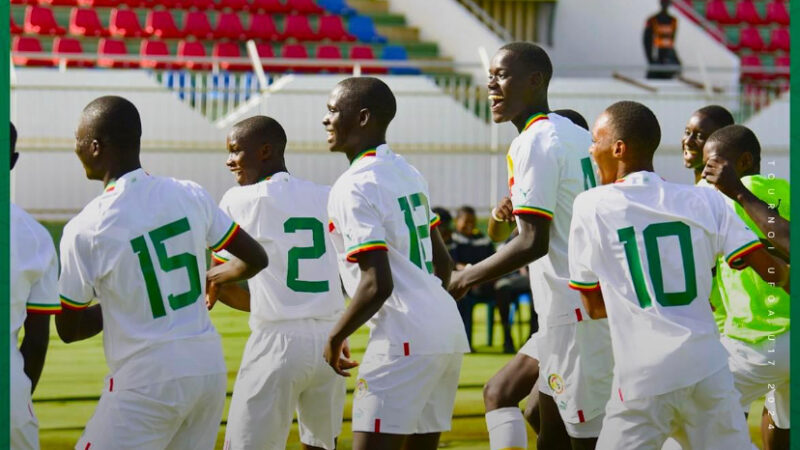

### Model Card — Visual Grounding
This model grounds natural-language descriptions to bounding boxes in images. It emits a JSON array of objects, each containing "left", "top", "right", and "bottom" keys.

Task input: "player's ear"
[
  {"left": 737, "top": 151, "right": 754, "bottom": 174},
  {"left": 90, "top": 139, "right": 102, "bottom": 158},
  {"left": 612, "top": 139, "right": 626, "bottom": 159},
  {"left": 259, "top": 142, "right": 271, "bottom": 161},
  {"left": 359, "top": 108, "right": 370, "bottom": 127}
]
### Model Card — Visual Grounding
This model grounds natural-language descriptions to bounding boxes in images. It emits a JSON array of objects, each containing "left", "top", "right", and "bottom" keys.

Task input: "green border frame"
[
  {"left": 2, "top": 0, "right": 10, "bottom": 445},
  {"left": 792, "top": 1, "right": 798, "bottom": 448}
]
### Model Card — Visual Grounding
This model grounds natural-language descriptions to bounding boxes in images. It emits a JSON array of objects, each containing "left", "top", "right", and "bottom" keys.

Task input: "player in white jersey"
[
  {"left": 448, "top": 42, "right": 612, "bottom": 450},
  {"left": 568, "top": 101, "right": 790, "bottom": 449},
  {"left": 322, "top": 77, "right": 470, "bottom": 450},
  {"left": 10, "top": 123, "right": 61, "bottom": 450},
  {"left": 206, "top": 116, "right": 348, "bottom": 450},
  {"left": 55, "top": 96, "right": 268, "bottom": 450}
]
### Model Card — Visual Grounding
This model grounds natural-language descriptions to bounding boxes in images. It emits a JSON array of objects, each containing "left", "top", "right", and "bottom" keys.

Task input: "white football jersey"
[
  {"left": 214, "top": 172, "right": 344, "bottom": 327},
  {"left": 568, "top": 171, "right": 762, "bottom": 400},
  {"left": 507, "top": 112, "right": 595, "bottom": 327},
  {"left": 328, "top": 145, "right": 469, "bottom": 356},
  {"left": 58, "top": 169, "right": 234, "bottom": 390},
  {"left": 11, "top": 203, "right": 60, "bottom": 393}
]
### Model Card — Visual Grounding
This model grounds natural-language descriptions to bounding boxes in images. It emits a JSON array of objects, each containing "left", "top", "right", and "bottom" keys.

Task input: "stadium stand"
[{"left": 53, "top": 36, "right": 94, "bottom": 66}]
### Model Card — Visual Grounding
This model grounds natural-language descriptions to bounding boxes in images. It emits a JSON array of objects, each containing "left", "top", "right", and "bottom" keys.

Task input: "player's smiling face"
[
  {"left": 322, "top": 85, "right": 360, "bottom": 153},
  {"left": 590, "top": 113, "right": 618, "bottom": 185},
  {"left": 682, "top": 113, "right": 717, "bottom": 171},
  {"left": 487, "top": 50, "right": 533, "bottom": 124},
  {"left": 225, "top": 132, "right": 262, "bottom": 186}
]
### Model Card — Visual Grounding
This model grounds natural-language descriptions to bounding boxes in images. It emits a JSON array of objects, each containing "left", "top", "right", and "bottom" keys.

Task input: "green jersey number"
[
  {"left": 284, "top": 217, "right": 330, "bottom": 293},
  {"left": 398, "top": 192, "right": 433, "bottom": 273},
  {"left": 130, "top": 217, "right": 202, "bottom": 319},
  {"left": 617, "top": 221, "right": 698, "bottom": 309},
  {"left": 581, "top": 157, "right": 597, "bottom": 191}
]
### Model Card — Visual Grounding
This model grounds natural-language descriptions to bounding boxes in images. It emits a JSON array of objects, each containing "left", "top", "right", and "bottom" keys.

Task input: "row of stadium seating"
[
  {"left": 722, "top": 25, "right": 789, "bottom": 51},
  {"left": 13, "top": 6, "right": 386, "bottom": 42},
  {"left": 11, "top": 0, "right": 355, "bottom": 15},
  {"left": 13, "top": 35, "right": 418, "bottom": 73},
  {"left": 697, "top": 0, "right": 789, "bottom": 26},
  {"left": 739, "top": 53, "right": 789, "bottom": 80}
]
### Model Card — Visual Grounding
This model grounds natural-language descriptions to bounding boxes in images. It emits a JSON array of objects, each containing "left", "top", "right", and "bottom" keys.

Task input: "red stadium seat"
[
  {"left": 254, "top": 42, "right": 279, "bottom": 71},
  {"left": 216, "top": 0, "right": 249, "bottom": 10},
  {"left": 251, "top": 0, "right": 290, "bottom": 13},
  {"left": 109, "top": 8, "right": 146, "bottom": 38},
  {"left": 183, "top": 11, "right": 214, "bottom": 39},
  {"left": 349, "top": 45, "right": 385, "bottom": 74},
  {"left": 177, "top": 40, "right": 211, "bottom": 70},
  {"left": 280, "top": 43, "right": 312, "bottom": 72},
  {"left": 185, "top": 0, "right": 215, "bottom": 10},
  {"left": 146, "top": 11, "right": 184, "bottom": 39},
  {"left": 52, "top": 37, "right": 94, "bottom": 67},
  {"left": 215, "top": 12, "right": 246, "bottom": 39},
  {"left": 41, "top": 0, "right": 79, "bottom": 6},
  {"left": 282, "top": 15, "right": 318, "bottom": 41},
  {"left": 318, "top": 15, "right": 355, "bottom": 41},
  {"left": 740, "top": 54, "right": 765, "bottom": 80},
  {"left": 706, "top": 0, "right": 736, "bottom": 24},
  {"left": 98, "top": 38, "right": 138, "bottom": 68},
  {"left": 774, "top": 55, "right": 789, "bottom": 79},
  {"left": 246, "top": 13, "right": 280, "bottom": 40},
  {"left": 287, "top": 0, "right": 322, "bottom": 14},
  {"left": 140, "top": 40, "right": 180, "bottom": 69},
  {"left": 12, "top": 36, "right": 54, "bottom": 67},
  {"left": 77, "top": 0, "right": 124, "bottom": 7},
  {"left": 738, "top": 26, "right": 765, "bottom": 52},
  {"left": 69, "top": 8, "right": 109, "bottom": 37},
  {"left": 24, "top": 6, "right": 66, "bottom": 35},
  {"left": 766, "top": 0, "right": 790, "bottom": 25},
  {"left": 11, "top": 16, "right": 24, "bottom": 35},
  {"left": 767, "top": 27, "right": 790, "bottom": 52},
  {"left": 213, "top": 42, "right": 251, "bottom": 71},
  {"left": 11, "top": 0, "right": 37, "bottom": 5},
  {"left": 316, "top": 44, "right": 344, "bottom": 72},
  {"left": 734, "top": 0, "right": 766, "bottom": 25}
]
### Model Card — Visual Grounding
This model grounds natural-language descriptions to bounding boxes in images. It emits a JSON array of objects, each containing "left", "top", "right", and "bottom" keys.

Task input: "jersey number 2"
[
  {"left": 284, "top": 218, "right": 330, "bottom": 293},
  {"left": 398, "top": 193, "right": 433, "bottom": 273},
  {"left": 130, "top": 217, "right": 201, "bottom": 319},
  {"left": 617, "top": 221, "right": 698, "bottom": 308}
]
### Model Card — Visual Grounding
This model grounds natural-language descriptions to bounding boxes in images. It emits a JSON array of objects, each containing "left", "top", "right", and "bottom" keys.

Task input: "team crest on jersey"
[
  {"left": 355, "top": 378, "right": 369, "bottom": 398},
  {"left": 548, "top": 373, "right": 565, "bottom": 395}
]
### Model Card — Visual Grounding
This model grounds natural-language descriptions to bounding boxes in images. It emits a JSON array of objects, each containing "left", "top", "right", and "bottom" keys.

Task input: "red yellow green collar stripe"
[
  {"left": 725, "top": 240, "right": 763, "bottom": 267},
  {"left": 512, "top": 206, "right": 553, "bottom": 220},
  {"left": 27, "top": 303, "right": 62, "bottom": 314},
  {"left": 211, "top": 252, "right": 230, "bottom": 264},
  {"left": 60, "top": 294, "right": 89, "bottom": 310},
  {"left": 430, "top": 214, "right": 442, "bottom": 229},
  {"left": 350, "top": 148, "right": 377, "bottom": 166},
  {"left": 104, "top": 180, "right": 117, "bottom": 193},
  {"left": 346, "top": 240, "right": 388, "bottom": 262},
  {"left": 210, "top": 222, "right": 241, "bottom": 252},
  {"left": 568, "top": 280, "right": 600, "bottom": 292},
  {"left": 523, "top": 113, "right": 549, "bottom": 132}
]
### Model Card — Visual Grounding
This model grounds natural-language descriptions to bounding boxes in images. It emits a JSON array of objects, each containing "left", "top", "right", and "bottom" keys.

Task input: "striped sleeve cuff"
[
  {"left": 210, "top": 222, "right": 240, "bottom": 252},
  {"left": 27, "top": 303, "right": 62, "bottom": 314},
  {"left": 60, "top": 294, "right": 90, "bottom": 311},
  {"left": 512, "top": 206, "right": 554, "bottom": 220},
  {"left": 568, "top": 280, "right": 601, "bottom": 292},
  {"left": 211, "top": 252, "right": 230, "bottom": 264},
  {"left": 346, "top": 241, "right": 389, "bottom": 262},
  {"left": 430, "top": 214, "right": 442, "bottom": 229},
  {"left": 725, "top": 240, "right": 763, "bottom": 267}
]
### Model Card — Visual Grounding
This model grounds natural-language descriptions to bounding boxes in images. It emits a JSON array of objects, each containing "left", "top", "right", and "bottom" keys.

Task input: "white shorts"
[
  {"left": 536, "top": 318, "right": 613, "bottom": 437},
  {"left": 518, "top": 331, "right": 539, "bottom": 360},
  {"left": 722, "top": 332, "right": 790, "bottom": 428},
  {"left": 224, "top": 319, "right": 346, "bottom": 450},
  {"left": 352, "top": 352, "right": 463, "bottom": 435},
  {"left": 76, "top": 373, "right": 226, "bottom": 450},
  {"left": 11, "top": 386, "right": 38, "bottom": 450},
  {"left": 598, "top": 367, "right": 751, "bottom": 450}
]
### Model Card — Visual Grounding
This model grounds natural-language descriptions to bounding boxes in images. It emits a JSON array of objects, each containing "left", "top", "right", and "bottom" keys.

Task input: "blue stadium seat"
[
  {"left": 318, "top": 0, "right": 356, "bottom": 16},
  {"left": 381, "top": 45, "right": 420, "bottom": 74},
  {"left": 348, "top": 15, "right": 387, "bottom": 43}
]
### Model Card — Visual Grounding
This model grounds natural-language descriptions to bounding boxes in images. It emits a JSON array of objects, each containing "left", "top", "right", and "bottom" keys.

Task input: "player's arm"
[
  {"left": 55, "top": 304, "right": 103, "bottom": 343},
  {"left": 206, "top": 256, "right": 251, "bottom": 312},
  {"left": 448, "top": 214, "right": 549, "bottom": 299},
  {"left": 643, "top": 19, "right": 654, "bottom": 62},
  {"left": 206, "top": 229, "right": 268, "bottom": 286},
  {"left": 739, "top": 248, "right": 790, "bottom": 295},
  {"left": 579, "top": 289, "right": 607, "bottom": 320},
  {"left": 431, "top": 227, "right": 453, "bottom": 288},
  {"left": 20, "top": 314, "right": 50, "bottom": 392},
  {"left": 324, "top": 251, "right": 389, "bottom": 376},
  {"left": 487, "top": 196, "right": 516, "bottom": 243}
]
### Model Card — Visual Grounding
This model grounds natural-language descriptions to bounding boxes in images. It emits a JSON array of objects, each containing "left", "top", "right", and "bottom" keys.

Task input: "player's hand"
[
  {"left": 492, "top": 197, "right": 515, "bottom": 222},
  {"left": 448, "top": 269, "right": 471, "bottom": 300},
  {"left": 325, "top": 336, "right": 359, "bottom": 377},
  {"left": 702, "top": 155, "right": 747, "bottom": 201},
  {"left": 206, "top": 280, "right": 219, "bottom": 310}
]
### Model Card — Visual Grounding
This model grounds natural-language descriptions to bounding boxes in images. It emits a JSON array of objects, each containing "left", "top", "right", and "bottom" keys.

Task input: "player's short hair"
[
  {"left": 457, "top": 205, "right": 476, "bottom": 217},
  {"left": 337, "top": 77, "right": 397, "bottom": 129},
  {"left": 232, "top": 115, "right": 287, "bottom": 156},
  {"left": 694, "top": 105, "right": 734, "bottom": 129},
  {"left": 554, "top": 109, "right": 589, "bottom": 130},
  {"left": 10, "top": 122, "right": 18, "bottom": 170},
  {"left": 604, "top": 101, "right": 661, "bottom": 157},
  {"left": 498, "top": 42, "right": 553, "bottom": 86},
  {"left": 81, "top": 96, "right": 142, "bottom": 152},
  {"left": 432, "top": 206, "right": 452, "bottom": 227},
  {"left": 706, "top": 124, "right": 761, "bottom": 169}
]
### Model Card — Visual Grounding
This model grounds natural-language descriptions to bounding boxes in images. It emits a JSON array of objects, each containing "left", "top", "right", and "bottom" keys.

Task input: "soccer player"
[
  {"left": 449, "top": 42, "right": 611, "bottom": 450},
  {"left": 568, "top": 101, "right": 789, "bottom": 449},
  {"left": 322, "top": 77, "right": 470, "bottom": 450},
  {"left": 702, "top": 125, "right": 791, "bottom": 450},
  {"left": 681, "top": 105, "right": 734, "bottom": 184},
  {"left": 10, "top": 122, "right": 60, "bottom": 450},
  {"left": 208, "top": 115, "right": 349, "bottom": 450},
  {"left": 55, "top": 96, "right": 268, "bottom": 449}
]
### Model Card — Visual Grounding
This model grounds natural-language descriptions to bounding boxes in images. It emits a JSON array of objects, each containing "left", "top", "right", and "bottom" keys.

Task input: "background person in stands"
[
  {"left": 433, "top": 206, "right": 455, "bottom": 252},
  {"left": 644, "top": 0, "right": 681, "bottom": 79}
]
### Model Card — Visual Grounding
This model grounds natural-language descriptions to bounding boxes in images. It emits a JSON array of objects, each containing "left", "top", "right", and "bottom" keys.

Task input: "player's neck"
[
  {"left": 618, "top": 162, "right": 655, "bottom": 179},
  {"left": 103, "top": 161, "right": 142, "bottom": 188},
  {"left": 513, "top": 103, "right": 550, "bottom": 133},
  {"left": 259, "top": 164, "right": 288, "bottom": 182},
  {"left": 346, "top": 139, "right": 385, "bottom": 163}
]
